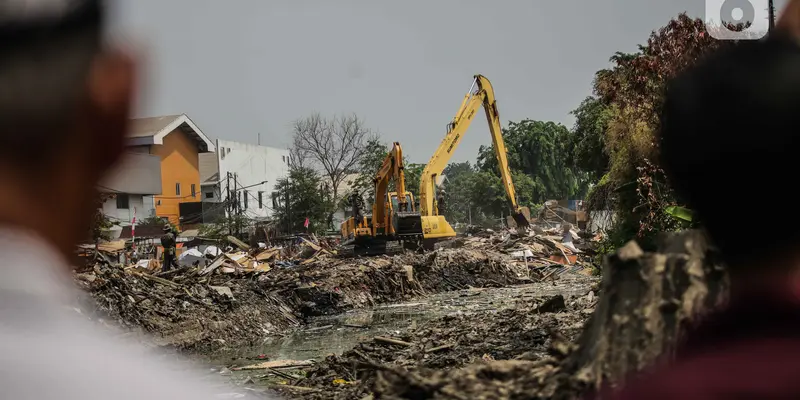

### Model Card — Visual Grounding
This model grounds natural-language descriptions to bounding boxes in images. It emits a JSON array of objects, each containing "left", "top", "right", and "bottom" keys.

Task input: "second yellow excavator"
[
  {"left": 339, "top": 142, "right": 424, "bottom": 256},
  {"left": 419, "top": 74, "right": 532, "bottom": 243}
]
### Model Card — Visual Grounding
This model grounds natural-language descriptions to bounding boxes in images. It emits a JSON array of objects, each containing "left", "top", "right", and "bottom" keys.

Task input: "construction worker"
[
  {"left": 606, "top": 1, "right": 800, "bottom": 398},
  {"left": 0, "top": 1, "right": 263, "bottom": 398},
  {"left": 160, "top": 224, "right": 178, "bottom": 272}
]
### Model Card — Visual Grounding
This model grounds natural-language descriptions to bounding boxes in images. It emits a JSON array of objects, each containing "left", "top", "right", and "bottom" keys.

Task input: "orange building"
[{"left": 126, "top": 114, "right": 215, "bottom": 227}]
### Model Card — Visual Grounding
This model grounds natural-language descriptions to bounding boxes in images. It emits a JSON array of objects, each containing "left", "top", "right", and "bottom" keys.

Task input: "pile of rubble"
[
  {"left": 75, "top": 226, "right": 599, "bottom": 353},
  {"left": 75, "top": 263, "right": 300, "bottom": 352},
  {"left": 255, "top": 230, "right": 721, "bottom": 400},
  {"left": 255, "top": 289, "right": 598, "bottom": 399}
]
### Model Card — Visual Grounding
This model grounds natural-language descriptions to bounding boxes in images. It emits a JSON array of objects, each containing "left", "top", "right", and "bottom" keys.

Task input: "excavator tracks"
[{"left": 337, "top": 240, "right": 404, "bottom": 258}]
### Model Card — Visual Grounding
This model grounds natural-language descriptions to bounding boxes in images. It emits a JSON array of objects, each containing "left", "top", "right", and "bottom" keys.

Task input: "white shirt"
[{"left": 0, "top": 228, "right": 269, "bottom": 399}]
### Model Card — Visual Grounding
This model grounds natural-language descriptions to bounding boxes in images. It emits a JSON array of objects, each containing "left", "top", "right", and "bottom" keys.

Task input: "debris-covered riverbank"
[
  {"left": 76, "top": 227, "right": 597, "bottom": 353},
  {"left": 272, "top": 286, "right": 598, "bottom": 399},
  {"left": 246, "top": 230, "right": 721, "bottom": 400}
]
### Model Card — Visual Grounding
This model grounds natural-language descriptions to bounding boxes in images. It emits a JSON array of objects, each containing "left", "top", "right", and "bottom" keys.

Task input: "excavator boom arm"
[
  {"left": 372, "top": 142, "right": 407, "bottom": 235},
  {"left": 419, "top": 75, "right": 522, "bottom": 218}
]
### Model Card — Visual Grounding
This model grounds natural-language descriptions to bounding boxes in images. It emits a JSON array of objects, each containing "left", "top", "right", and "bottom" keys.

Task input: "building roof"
[{"left": 127, "top": 114, "right": 215, "bottom": 152}]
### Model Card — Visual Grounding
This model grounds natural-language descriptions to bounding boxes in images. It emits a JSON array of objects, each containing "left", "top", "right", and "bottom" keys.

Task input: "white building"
[
  {"left": 100, "top": 152, "right": 162, "bottom": 224},
  {"left": 200, "top": 139, "right": 290, "bottom": 221}
]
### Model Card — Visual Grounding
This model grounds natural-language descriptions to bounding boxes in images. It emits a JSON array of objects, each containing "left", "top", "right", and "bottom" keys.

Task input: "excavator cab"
[
  {"left": 389, "top": 192, "right": 415, "bottom": 213},
  {"left": 388, "top": 191, "right": 423, "bottom": 238}
]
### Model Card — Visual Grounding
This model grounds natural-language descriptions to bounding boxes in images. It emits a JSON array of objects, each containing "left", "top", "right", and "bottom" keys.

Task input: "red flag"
[{"left": 303, "top": 217, "right": 310, "bottom": 229}]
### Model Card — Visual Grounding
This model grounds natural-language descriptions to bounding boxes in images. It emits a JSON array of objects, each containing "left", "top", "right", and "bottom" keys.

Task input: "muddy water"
[{"left": 216, "top": 276, "right": 594, "bottom": 366}]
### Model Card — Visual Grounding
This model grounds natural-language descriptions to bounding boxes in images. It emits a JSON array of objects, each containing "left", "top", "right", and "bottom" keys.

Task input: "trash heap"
[{"left": 75, "top": 227, "right": 600, "bottom": 353}]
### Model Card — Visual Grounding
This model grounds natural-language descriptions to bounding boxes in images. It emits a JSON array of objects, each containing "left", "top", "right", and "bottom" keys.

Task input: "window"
[
  {"left": 191, "top": 184, "right": 196, "bottom": 198},
  {"left": 244, "top": 190, "right": 249, "bottom": 209},
  {"left": 258, "top": 191, "right": 264, "bottom": 209},
  {"left": 116, "top": 194, "right": 129, "bottom": 209},
  {"left": 272, "top": 192, "right": 279, "bottom": 209},
  {"left": 205, "top": 192, "right": 214, "bottom": 199},
  {"left": 175, "top": 183, "right": 181, "bottom": 196}
]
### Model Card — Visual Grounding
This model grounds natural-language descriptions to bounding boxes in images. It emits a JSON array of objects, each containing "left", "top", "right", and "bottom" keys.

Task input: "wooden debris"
[
  {"left": 235, "top": 359, "right": 315, "bottom": 371},
  {"left": 374, "top": 336, "right": 414, "bottom": 347},
  {"left": 226, "top": 235, "right": 251, "bottom": 251},
  {"left": 425, "top": 343, "right": 456, "bottom": 353}
]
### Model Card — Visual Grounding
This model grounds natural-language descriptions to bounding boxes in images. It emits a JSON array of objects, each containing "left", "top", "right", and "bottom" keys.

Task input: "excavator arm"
[
  {"left": 372, "top": 142, "right": 408, "bottom": 235},
  {"left": 420, "top": 75, "right": 531, "bottom": 231}
]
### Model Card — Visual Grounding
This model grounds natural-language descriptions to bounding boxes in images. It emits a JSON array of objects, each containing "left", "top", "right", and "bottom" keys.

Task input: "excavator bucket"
[
  {"left": 507, "top": 206, "right": 532, "bottom": 229},
  {"left": 394, "top": 211, "right": 424, "bottom": 236}
]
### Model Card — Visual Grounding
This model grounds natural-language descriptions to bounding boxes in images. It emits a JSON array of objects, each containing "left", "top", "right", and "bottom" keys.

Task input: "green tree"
[
  {"left": 403, "top": 163, "right": 424, "bottom": 206},
  {"left": 477, "top": 119, "right": 588, "bottom": 203},
  {"left": 442, "top": 167, "right": 538, "bottom": 228},
  {"left": 587, "top": 13, "right": 725, "bottom": 248},
  {"left": 443, "top": 161, "right": 473, "bottom": 182},
  {"left": 566, "top": 96, "right": 611, "bottom": 181},
  {"left": 272, "top": 167, "right": 332, "bottom": 234},
  {"left": 350, "top": 137, "right": 389, "bottom": 204}
]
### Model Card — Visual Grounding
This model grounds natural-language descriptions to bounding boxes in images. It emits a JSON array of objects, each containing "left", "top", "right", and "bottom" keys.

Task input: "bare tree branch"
[
  {"left": 291, "top": 112, "right": 375, "bottom": 227},
  {"left": 288, "top": 144, "right": 310, "bottom": 170}
]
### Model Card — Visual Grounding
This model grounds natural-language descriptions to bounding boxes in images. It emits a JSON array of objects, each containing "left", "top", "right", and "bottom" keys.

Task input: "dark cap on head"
[
  {"left": 163, "top": 224, "right": 172, "bottom": 232},
  {"left": 660, "top": 33, "right": 800, "bottom": 270}
]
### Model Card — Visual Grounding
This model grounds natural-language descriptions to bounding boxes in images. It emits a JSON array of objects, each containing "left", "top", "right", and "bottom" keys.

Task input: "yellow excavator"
[
  {"left": 339, "top": 142, "right": 424, "bottom": 256},
  {"left": 419, "top": 74, "right": 532, "bottom": 245}
]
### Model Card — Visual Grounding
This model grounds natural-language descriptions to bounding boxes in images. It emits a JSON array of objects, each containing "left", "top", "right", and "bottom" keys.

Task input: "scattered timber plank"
[
  {"left": 266, "top": 368, "right": 297, "bottom": 381},
  {"left": 130, "top": 272, "right": 181, "bottom": 288},
  {"left": 234, "top": 359, "right": 314, "bottom": 371},
  {"left": 425, "top": 343, "right": 455, "bottom": 353},
  {"left": 343, "top": 324, "right": 369, "bottom": 329},
  {"left": 303, "top": 324, "right": 333, "bottom": 332},
  {"left": 226, "top": 235, "right": 251, "bottom": 251},
  {"left": 374, "top": 336, "right": 413, "bottom": 347},
  {"left": 200, "top": 256, "right": 226, "bottom": 276},
  {"left": 299, "top": 237, "right": 332, "bottom": 255},
  {"left": 273, "top": 385, "right": 319, "bottom": 393}
]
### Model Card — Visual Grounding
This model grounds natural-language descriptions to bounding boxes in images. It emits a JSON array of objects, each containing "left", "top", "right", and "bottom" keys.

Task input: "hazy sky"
[{"left": 111, "top": 0, "right": 786, "bottom": 163}]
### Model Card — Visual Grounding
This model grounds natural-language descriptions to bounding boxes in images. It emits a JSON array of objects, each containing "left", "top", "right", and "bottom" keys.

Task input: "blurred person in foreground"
[
  {"left": 0, "top": 1, "right": 266, "bottom": 398},
  {"left": 606, "top": 1, "right": 800, "bottom": 398}
]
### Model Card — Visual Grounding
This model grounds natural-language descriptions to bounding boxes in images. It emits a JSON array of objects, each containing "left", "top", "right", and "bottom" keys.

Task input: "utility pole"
[
  {"left": 226, "top": 172, "right": 232, "bottom": 234},
  {"left": 769, "top": 0, "right": 776, "bottom": 33},
  {"left": 234, "top": 173, "right": 241, "bottom": 236},
  {"left": 257, "top": 132, "right": 261, "bottom": 146},
  {"left": 286, "top": 176, "right": 292, "bottom": 235}
]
